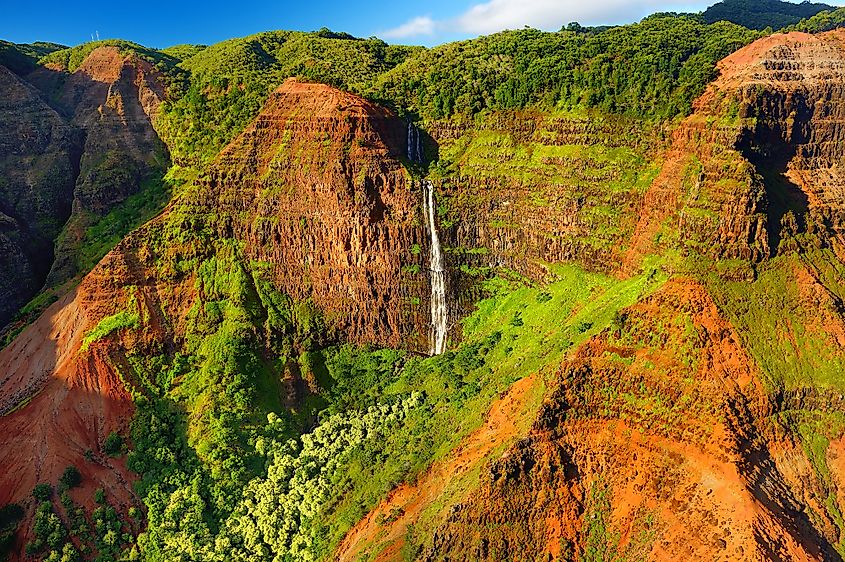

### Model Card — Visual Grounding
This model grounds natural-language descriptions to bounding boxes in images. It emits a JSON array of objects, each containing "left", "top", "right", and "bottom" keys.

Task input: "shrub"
[
  {"left": 0, "top": 503, "right": 23, "bottom": 530},
  {"left": 0, "top": 502, "right": 23, "bottom": 560},
  {"left": 32, "top": 483, "right": 52, "bottom": 501},
  {"left": 58, "top": 466, "right": 81, "bottom": 491},
  {"left": 576, "top": 321, "right": 594, "bottom": 333},
  {"left": 80, "top": 311, "right": 140, "bottom": 352},
  {"left": 103, "top": 432, "right": 124, "bottom": 457}
]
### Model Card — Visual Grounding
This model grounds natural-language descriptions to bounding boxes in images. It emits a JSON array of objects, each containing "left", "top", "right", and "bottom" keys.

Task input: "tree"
[
  {"left": 58, "top": 466, "right": 81, "bottom": 491},
  {"left": 103, "top": 432, "right": 124, "bottom": 457}
]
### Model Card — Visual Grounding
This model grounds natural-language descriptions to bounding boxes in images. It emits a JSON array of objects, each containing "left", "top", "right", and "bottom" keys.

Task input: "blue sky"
[{"left": 2, "top": 0, "right": 843, "bottom": 48}]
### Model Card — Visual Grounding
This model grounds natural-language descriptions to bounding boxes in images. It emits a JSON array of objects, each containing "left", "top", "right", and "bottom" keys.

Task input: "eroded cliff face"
[
  {"left": 428, "top": 111, "right": 665, "bottom": 271},
  {"left": 0, "top": 78, "right": 426, "bottom": 523},
  {"left": 187, "top": 78, "right": 428, "bottom": 347},
  {"left": 25, "top": 46, "right": 169, "bottom": 288},
  {"left": 630, "top": 30, "right": 845, "bottom": 267},
  {"left": 0, "top": 45, "right": 170, "bottom": 337},
  {"left": 336, "top": 32, "right": 845, "bottom": 562},
  {"left": 6, "top": 30, "right": 845, "bottom": 562},
  {"left": 421, "top": 280, "right": 840, "bottom": 561},
  {"left": 0, "top": 65, "right": 81, "bottom": 326}
]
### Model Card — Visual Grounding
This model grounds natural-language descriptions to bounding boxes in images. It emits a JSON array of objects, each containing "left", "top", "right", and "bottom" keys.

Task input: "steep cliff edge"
[
  {"left": 0, "top": 78, "right": 426, "bottom": 538},
  {"left": 0, "top": 45, "right": 171, "bottom": 340},
  {"left": 188, "top": 78, "right": 427, "bottom": 347},
  {"left": 629, "top": 30, "right": 845, "bottom": 267},
  {"left": 420, "top": 279, "right": 840, "bottom": 561},
  {"left": 6, "top": 28, "right": 845, "bottom": 562},
  {"left": 29, "top": 45, "right": 169, "bottom": 288},
  {"left": 336, "top": 31, "right": 845, "bottom": 561}
]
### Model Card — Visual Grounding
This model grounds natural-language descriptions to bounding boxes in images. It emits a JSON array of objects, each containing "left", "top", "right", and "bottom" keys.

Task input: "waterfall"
[
  {"left": 408, "top": 122, "right": 446, "bottom": 354},
  {"left": 407, "top": 122, "right": 422, "bottom": 164},
  {"left": 423, "top": 181, "right": 447, "bottom": 355}
]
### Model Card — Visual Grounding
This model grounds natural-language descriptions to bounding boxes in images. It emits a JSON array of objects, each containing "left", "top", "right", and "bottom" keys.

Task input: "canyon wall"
[
  {"left": 0, "top": 45, "right": 170, "bottom": 336},
  {"left": 383, "top": 30, "right": 845, "bottom": 562},
  {"left": 0, "top": 65, "right": 81, "bottom": 326},
  {"left": 30, "top": 46, "right": 169, "bottom": 287},
  {"left": 5, "top": 30, "right": 845, "bottom": 561}
]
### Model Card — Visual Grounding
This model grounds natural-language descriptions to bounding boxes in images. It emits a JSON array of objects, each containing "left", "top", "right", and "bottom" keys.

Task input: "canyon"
[{"left": 2, "top": 10, "right": 845, "bottom": 562}]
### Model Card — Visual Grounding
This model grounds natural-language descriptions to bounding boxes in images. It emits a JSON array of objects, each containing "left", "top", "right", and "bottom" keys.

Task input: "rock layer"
[
  {"left": 630, "top": 30, "right": 845, "bottom": 266},
  {"left": 186, "top": 78, "right": 430, "bottom": 347}
]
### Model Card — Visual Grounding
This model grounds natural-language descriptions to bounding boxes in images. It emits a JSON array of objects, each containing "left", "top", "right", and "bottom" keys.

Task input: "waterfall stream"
[
  {"left": 423, "top": 181, "right": 448, "bottom": 355},
  {"left": 408, "top": 122, "right": 447, "bottom": 355},
  {"left": 407, "top": 122, "right": 422, "bottom": 164}
]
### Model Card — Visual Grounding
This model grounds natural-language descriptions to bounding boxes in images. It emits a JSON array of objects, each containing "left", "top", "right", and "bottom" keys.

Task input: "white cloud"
[
  {"left": 456, "top": 0, "right": 673, "bottom": 34},
  {"left": 381, "top": 0, "right": 710, "bottom": 40},
  {"left": 381, "top": 16, "right": 437, "bottom": 38}
]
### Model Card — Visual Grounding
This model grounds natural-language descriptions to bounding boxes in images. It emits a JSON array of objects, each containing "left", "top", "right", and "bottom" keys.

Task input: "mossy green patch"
[{"left": 81, "top": 311, "right": 140, "bottom": 352}]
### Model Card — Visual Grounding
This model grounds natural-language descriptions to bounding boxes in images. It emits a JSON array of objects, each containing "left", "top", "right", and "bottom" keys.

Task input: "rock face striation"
[
  {"left": 420, "top": 280, "right": 839, "bottom": 561},
  {"left": 630, "top": 30, "right": 845, "bottom": 266},
  {"left": 30, "top": 46, "right": 169, "bottom": 286},
  {"left": 187, "top": 78, "right": 431, "bottom": 347},
  {"left": 336, "top": 31, "right": 845, "bottom": 562},
  {"left": 0, "top": 78, "right": 431, "bottom": 521}
]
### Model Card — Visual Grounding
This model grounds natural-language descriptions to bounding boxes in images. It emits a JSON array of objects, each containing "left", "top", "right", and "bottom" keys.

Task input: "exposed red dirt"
[
  {"left": 415, "top": 279, "right": 839, "bottom": 561},
  {"left": 627, "top": 28, "right": 845, "bottom": 270},
  {"left": 0, "top": 289, "right": 136, "bottom": 557},
  {"left": 6, "top": 30, "right": 845, "bottom": 562}
]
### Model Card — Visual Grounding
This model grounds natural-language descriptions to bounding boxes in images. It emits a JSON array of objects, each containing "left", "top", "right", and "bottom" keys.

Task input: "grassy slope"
[
  {"left": 708, "top": 248, "right": 845, "bottom": 392},
  {"left": 200, "top": 261, "right": 667, "bottom": 560}
]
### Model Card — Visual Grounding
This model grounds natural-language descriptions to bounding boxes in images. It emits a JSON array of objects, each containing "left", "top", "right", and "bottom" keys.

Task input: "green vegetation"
[
  {"left": 0, "top": 40, "right": 65, "bottom": 74},
  {"left": 33, "top": 484, "right": 53, "bottom": 502},
  {"left": 149, "top": 15, "right": 760, "bottom": 167},
  {"left": 789, "top": 7, "right": 845, "bottom": 32},
  {"left": 708, "top": 249, "right": 845, "bottom": 391},
  {"left": 780, "top": 410, "right": 845, "bottom": 555},
  {"left": 157, "top": 30, "right": 418, "bottom": 165},
  {"left": 702, "top": 0, "right": 833, "bottom": 30},
  {"left": 434, "top": 113, "right": 663, "bottom": 255},
  {"left": 0, "top": 289, "right": 60, "bottom": 350},
  {"left": 0, "top": 504, "right": 23, "bottom": 562},
  {"left": 9, "top": 6, "right": 845, "bottom": 561},
  {"left": 58, "top": 466, "right": 82, "bottom": 492},
  {"left": 81, "top": 311, "right": 140, "bottom": 352},
  {"left": 159, "top": 44, "right": 208, "bottom": 61},
  {"left": 39, "top": 39, "right": 180, "bottom": 74},
  {"left": 76, "top": 174, "right": 175, "bottom": 275},
  {"left": 372, "top": 16, "right": 759, "bottom": 121},
  {"left": 25, "top": 484, "right": 133, "bottom": 562},
  {"left": 26, "top": 501, "right": 69, "bottom": 559},
  {"left": 102, "top": 432, "right": 124, "bottom": 457},
  {"left": 113, "top": 248, "right": 664, "bottom": 560},
  {"left": 582, "top": 480, "right": 656, "bottom": 562}
]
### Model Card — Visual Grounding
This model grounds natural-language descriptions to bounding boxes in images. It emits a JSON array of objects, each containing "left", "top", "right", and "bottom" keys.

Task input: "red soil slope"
[{"left": 0, "top": 289, "right": 136, "bottom": 555}]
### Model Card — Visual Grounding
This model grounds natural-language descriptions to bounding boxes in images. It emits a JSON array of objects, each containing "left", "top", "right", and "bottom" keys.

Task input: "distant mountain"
[
  {"left": 0, "top": 40, "right": 65, "bottom": 74},
  {"left": 703, "top": 0, "right": 835, "bottom": 29}
]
